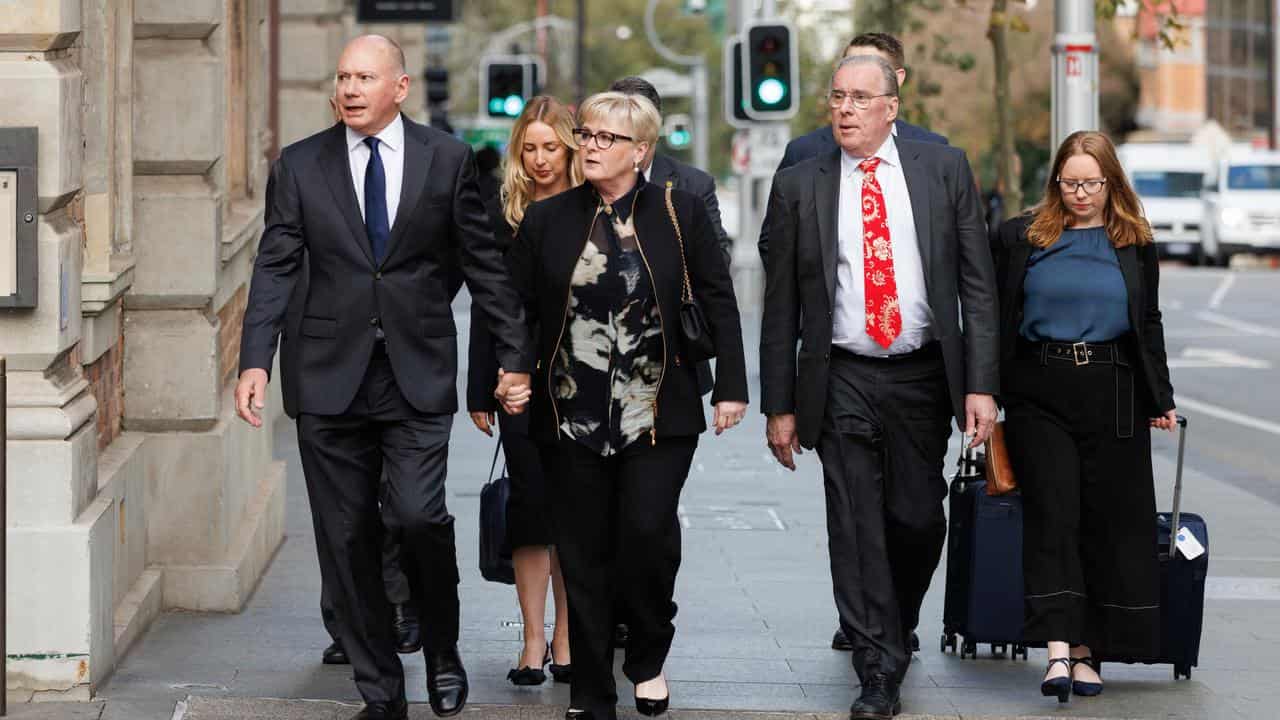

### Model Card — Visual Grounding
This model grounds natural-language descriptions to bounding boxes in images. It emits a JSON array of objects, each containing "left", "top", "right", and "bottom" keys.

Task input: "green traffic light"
[
  {"left": 669, "top": 130, "right": 690, "bottom": 148},
  {"left": 504, "top": 95, "right": 525, "bottom": 117},
  {"left": 756, "top": 78, "right": 786, "bottom": 106},
  {"left": 488, "top": 97, "right": 505, "bottom": 115}
]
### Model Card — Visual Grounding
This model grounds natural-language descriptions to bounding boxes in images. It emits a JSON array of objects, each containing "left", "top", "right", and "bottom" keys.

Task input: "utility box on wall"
[{"left": 0, "top": 127, "right": 37, "bottom": 309}]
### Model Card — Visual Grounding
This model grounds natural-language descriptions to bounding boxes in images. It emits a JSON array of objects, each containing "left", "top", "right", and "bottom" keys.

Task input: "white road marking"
[
  {"left": 1195, "top": 311, "right": 1280, "bottom": 338},
  {"left": 1177, "top": 395, "right": 1280, "bottom": 437},
  {"left": 767, "top": 508, "right": 787, "bottom": 531},
  {"left": 1207, "top": 272, "right": 1237, "bottom": 309},
  {"left": 1167, "top": 347, "right": 1271, "bottom": 369}
]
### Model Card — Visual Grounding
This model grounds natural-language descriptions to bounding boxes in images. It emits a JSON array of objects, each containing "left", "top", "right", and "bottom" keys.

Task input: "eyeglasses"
[
  {"left": 572, "top": 128, "right": 635, "bottom": 150},
  {"left": 827, "top": 90, "right": 896, "bottom": 110},
  {"left": 1057, "top": 177, "right": 1107, "bottom": 195}
]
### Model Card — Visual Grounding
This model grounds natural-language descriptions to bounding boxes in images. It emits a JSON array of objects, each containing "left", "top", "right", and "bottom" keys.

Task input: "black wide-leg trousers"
[
  {"left": 815, "top": 346, "right": 953, "bottom": 686},
  {"left": 298, "top": 346, "right": 460, "bottom": 705},
  {"left": 1003, "top": 348, "right": 1161, "bottom": 656},
  {"left": 545, "top": 435, "right": 698, "bottom": 720}
]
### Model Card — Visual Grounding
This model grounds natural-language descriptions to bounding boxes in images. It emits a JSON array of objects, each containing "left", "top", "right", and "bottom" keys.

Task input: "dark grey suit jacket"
[
  {"left": 649, "top": 153, "right": 731, "bottom": 266},
  {"left": 758, "top": 139, "right": 999, "bottom": 449}
]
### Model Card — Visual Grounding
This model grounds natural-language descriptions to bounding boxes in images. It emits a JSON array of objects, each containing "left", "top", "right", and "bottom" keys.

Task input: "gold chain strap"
[{"left": 664, "top": 186, "right": 694, "bottom": 304}]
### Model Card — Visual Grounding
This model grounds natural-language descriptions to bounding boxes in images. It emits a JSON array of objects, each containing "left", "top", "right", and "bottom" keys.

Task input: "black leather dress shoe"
[
  {"left": 850, "top": 673, "right": 901, "bottom": 720},
  {"left": 392, "top": 604, "right": 422, "bottom": 655},
  {"left": 323, "top": 641, "right": 349, "bottom": 665},
  {"left": 350, "top": 699, "right": 408, "bottom": 720},
  {"left": 832, "top": 628, "right": 853, "bottom": 651},
  {"left": 425, "top": 646, "right": 469, "bottom": 717}
]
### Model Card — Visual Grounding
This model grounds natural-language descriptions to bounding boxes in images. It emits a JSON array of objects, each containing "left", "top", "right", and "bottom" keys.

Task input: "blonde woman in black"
[{"left": 467, "top": 95, "right": 583, "bottom": 686}]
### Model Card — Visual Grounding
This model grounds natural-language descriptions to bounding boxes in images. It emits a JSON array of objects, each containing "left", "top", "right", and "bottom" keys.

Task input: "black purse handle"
[{"left": 486, "top": 433, "right": 505, "bottom": 485}]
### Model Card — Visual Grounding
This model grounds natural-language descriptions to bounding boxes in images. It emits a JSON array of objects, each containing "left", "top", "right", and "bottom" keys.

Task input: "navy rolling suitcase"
[
  {"left": 941, "top": 444, "right": 1029, "bottom": 660},
  {"left": 1100, "top": 415, "right": 1207, "bottom": 679}
]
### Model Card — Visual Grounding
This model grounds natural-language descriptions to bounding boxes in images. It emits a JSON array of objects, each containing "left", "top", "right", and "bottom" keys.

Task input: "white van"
[
  {"left": 1118, "top": 143, "right": 1211, "bottom": 264},
  {"left": 1201, "top": 149, "right": 1280, "bottom": 266}
]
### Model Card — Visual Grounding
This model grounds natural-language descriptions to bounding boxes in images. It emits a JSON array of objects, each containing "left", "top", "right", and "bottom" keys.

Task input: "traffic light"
[
  {"left": 742, "top": 21, "right": 798, "bottom": 121},
  {"left": 723, "top": 35, "right": 751, "bottom": 128},
  {"left": 664, "top": 113, "right": 692, "bottom": 150},
  {"left": 480, "top": 56, "right": 543, "bottom": 120},
  {"left": 425, "top": 67, "right": 450, "bottom": 131}
]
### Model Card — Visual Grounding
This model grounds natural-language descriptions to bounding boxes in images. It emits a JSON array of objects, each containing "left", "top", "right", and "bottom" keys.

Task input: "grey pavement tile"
[
  {"left": 0, "top": 703, "right": 106, "bottom": 719},
  {"left": 798, "top": 684, "right": 958, "bottom": 716}
]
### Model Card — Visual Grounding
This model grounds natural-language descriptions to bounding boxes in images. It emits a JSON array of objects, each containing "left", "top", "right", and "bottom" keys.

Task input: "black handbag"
[
  {"left": 664, "top": 186, "right": 716, "bottom": 363},
  {"left": 478, "top": 436, "right": 515, "bottom": 585}
]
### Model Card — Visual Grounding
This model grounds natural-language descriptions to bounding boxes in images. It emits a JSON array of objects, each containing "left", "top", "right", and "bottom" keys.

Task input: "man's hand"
[
  {"left": 766, "top": 413, "right": 803, "bottom": 471},
  {"left": 470, "top": 411, "right": 496, "bottom": 436},
  {"left": 1150, "top": 408, "right": 1178, "bottom": 432},
  {"left": 712, "top": 401, "right": 748, "bottom": 435},
  {"left": 964, "top": 392, "right": 999, "bottom": 448},
  {"left": 235, "top": 369, "right": 270, "bottom": 428},
  {"left": 495, "top": 369, "right": 532, "bottom": 416}
]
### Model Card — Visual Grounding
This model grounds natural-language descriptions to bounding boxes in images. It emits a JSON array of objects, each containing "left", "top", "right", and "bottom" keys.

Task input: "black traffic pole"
[{"left": 1, "top": 355, "right": 6, "bottom": 717}]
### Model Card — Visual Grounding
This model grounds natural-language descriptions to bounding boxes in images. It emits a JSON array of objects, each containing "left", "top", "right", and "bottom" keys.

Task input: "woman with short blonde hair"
[
  {"left": 506, "top": 91, "right": 749, "bottom": 720},
  {"left": 467, "top": 94, "right": 583, "bottom": 687}
]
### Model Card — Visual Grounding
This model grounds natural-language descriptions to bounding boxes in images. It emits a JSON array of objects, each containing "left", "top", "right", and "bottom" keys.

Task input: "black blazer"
[
  {"left": 241, "top": 116, "right": 532, "bottom": 416},
  {"left": 465, "top": 196, "right": 531, "bottom": 433},
  {"left": 759, "top": 120, "right": 948, "bottom": 265},
  {"left": 507, "top": 181, "right": 749, "bottom": 444},
  {"left": 993, "top": 215, "right": 1175, "bottom": 416},
  {"left": 759, "top": 141, "right": 999, "bottom": 450},
  {"left": 649, "top": 153, "right": 731, "bottom": 265}
]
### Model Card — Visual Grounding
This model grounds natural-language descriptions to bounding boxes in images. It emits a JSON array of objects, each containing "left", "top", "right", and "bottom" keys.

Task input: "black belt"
[{"left": 1023, "top": 340, "right": 1129, "bottom": 367}]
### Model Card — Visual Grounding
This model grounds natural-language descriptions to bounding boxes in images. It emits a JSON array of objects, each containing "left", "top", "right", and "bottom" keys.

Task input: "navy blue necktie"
[{"left": 363, "top": 137, "right": 390, "bottom": 264}]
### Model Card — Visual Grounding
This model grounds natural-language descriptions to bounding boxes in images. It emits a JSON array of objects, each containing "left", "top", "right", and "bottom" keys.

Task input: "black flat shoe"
[
  {"left": 1041, "top": 657, "right": 1071, "bottom": 703},
  {"left": 322, "top": 641, "right": 349, "bottom": 665},
  {"left": 635, "top": 695, "right": 669, "bottom": 716},
  {"left": 832, "top": 627, "right": 853, "bottom": 651},
  {"left": 350, "top": 699, "right": 408, "bottom": 720},
  {"left": 508, "top": 644, "right": 550, "bottom": 686},
  {"left": 910, "top": 631, "right": 920, "bottom": 653},
  {"left": 549, "top": 644, "right": 572, "bottom": 683},
  {"left": 1070, "top": 656, "right": 1103, "bottom": 697},
  {"left": 565, "top": 710, "right": 595, "bottom": 720}
]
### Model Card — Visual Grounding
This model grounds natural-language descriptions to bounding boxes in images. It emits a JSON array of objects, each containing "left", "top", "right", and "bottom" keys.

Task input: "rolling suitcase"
[
  {"left": 1100, "top": 415, "right": 1206, "bottom": 679},
  {"left": 941, "top": 444, "right": 1029, "bottom": 660}
]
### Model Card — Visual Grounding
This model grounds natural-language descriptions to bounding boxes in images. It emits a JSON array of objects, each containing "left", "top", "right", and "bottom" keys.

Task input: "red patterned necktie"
[{"left": 858, "top": 157, "right": 901, "bottom": 348}]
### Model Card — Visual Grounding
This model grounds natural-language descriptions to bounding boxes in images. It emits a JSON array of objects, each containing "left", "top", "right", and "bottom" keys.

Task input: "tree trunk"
[{"left": 989, "top": 0, "right": 1023, "bottom": 216}]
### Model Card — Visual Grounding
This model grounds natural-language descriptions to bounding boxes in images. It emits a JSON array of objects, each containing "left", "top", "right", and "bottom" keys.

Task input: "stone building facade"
[{"left": 2, "top": 0, "right": 285, "bottom": 701}]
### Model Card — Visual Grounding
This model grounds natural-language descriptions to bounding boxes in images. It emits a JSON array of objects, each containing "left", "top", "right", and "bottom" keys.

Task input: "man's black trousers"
[
  {"left": 815, "top": 345, "right": 953, "bottom": 686},
  {"left": 298, "top": 344, "right": 459, "bottom": 705}
]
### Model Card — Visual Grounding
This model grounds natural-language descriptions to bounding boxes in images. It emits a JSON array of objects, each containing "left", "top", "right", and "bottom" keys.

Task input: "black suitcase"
[
  {"left": 941, "top": 444, "right": 1029, "bottom": 660},
  {"left": 1100, "top": 415, "right": 1206, "bottom": 679}
]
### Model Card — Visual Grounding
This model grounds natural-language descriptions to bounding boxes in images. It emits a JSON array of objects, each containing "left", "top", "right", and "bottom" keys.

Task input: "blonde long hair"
[
  {"left": 1027, "top": 130, "right": 1152, "bottom": 249},
  {"left": 499, "top": 96, "right": 584, "bottom": 230}
]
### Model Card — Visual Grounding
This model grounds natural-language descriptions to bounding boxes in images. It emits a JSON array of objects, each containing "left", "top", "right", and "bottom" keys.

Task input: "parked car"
[
  {"left": 1202, "top": 149, "right": 1280, "bottom": 266},
  {"left": 1119, "top": 143, "right": 1210, "bottom": 264}
]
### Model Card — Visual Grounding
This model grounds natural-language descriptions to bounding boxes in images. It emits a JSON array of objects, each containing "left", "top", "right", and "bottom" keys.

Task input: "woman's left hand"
[
  {"left": 713, "top": 401, "right": 748, "bottom": 435},
  {"left": 1150, "top": 409, "right": 1178, "bottom": 432}
]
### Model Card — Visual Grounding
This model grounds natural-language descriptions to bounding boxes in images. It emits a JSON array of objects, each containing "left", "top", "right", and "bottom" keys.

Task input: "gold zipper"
[
  {"left": 548, "top": 204, "right": 605, "bottom": 439},
  {"left": 629, "top": 188, "right": 667, "bottom": 446}
]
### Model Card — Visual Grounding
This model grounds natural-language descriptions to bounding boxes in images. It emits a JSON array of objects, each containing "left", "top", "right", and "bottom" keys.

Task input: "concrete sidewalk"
[{"left": 11, "top": 311, "right": 1280, "bottom": 720}]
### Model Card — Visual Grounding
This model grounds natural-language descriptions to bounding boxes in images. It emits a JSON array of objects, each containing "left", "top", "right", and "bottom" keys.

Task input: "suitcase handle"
[{"left": 1170, "top": 414, "right": 1188, "bottom": 556}]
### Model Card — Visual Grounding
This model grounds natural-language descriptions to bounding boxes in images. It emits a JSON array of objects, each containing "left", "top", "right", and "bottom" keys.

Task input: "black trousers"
[
  {"left": 815, "top": 346, "right": 952, "bottom": 685},
  {"left": 318, "top": 490, "right": 412, "bottom": 646},
  {"left": 298, "top": 345, "right": 459, "bottom": 705},
  {"left": 545, "top": 435, "right": 698, "bottom": 719},
  {"left": 1004, "top": 348, "right": 1161, "bottom": 656}
]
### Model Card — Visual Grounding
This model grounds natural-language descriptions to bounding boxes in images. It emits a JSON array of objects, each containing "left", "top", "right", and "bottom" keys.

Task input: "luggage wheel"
[
  {"left": 1013, "top": 643, "right": 1029, "bottom": 660},
  {"left": 961, "top": 639, "right": 977, "bottom": 659},
  {"left": 991, "top": 643, "right": 1007, "bottom": 657},
  {"left": 940, "top": 633, "right": 957, "bottom": 654},
  {"left": 1175, "top": 664, "right": 1191, "bottom": 680}
]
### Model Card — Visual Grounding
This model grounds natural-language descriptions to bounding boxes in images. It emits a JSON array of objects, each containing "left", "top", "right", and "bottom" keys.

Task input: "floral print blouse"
[{"left": 551, "top": 177, "right": 664, "bottom": 455}]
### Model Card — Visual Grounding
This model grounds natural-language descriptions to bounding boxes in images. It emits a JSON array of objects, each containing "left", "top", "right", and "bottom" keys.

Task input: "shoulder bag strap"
[
  {"left": 486, "top": 433, "right": 504, "bottom": 485},
  {"left": 664, "top": 186, "right": 694, "bottom": 304}
]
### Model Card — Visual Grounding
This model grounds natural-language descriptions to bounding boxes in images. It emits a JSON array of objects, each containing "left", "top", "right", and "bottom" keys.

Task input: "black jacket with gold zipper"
[{"left": 507, "top": 180, "right": 749, "bottom": 445}]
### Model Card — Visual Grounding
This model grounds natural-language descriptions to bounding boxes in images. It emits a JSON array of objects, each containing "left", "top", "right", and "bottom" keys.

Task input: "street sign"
[
  {"left": 749, "top": 123, "right": 789, "bottom": 176},
  {"left": 356, "top": 0, "right": 456, "bottom": 23}
]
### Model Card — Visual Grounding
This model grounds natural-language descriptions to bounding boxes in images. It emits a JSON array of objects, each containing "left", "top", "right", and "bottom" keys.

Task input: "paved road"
[{"left": 11, "top": 264, "right": 1280, "bottom": 720}]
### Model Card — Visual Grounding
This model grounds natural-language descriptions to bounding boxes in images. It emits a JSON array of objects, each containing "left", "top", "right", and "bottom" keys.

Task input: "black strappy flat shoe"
[
  {"left": 1041, "top": 657, "right": 1071, "bottom": 703},
  {"left": 1070, "top": 656, "right": 1103, "bottom": 697}
]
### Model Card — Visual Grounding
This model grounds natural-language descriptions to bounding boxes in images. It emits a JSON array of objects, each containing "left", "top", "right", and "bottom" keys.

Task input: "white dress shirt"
[
  {"left": 832, "top": 134, "right": 934, "bottom": 356},
  {"left": 346, "top": 114, "right": 405, "bottom": 228}
]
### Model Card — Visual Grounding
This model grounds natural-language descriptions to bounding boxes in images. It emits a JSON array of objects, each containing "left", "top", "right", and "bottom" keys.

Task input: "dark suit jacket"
[
  {"left": 759, "top": 140, "right": 999, "bottom": 449},
  {"left": 507, "top": 181, "right": 749, "bottom": 444},
  {"left": 759, "top": 119, "right": 948, "bottom": 265},
  {"left": 465, "top": 196, "right": 531, "bottom": 433},
  {"left": 241, "top": 116, "right": 532, "bottom": 417},
  {"left": 993, "top": 215, "right": 1175, "bottom": 416}
]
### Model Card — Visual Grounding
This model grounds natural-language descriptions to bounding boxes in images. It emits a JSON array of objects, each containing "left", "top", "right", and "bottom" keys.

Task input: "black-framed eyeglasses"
[
  {"left": 1057, "top": 177, "right": 1107, "bottom": 195},
  {"left": 572, "top": 127, "right": 635, "bottom": 150},
  {"left": 827, "top": 90, "right": 896, "bottom": 110}
]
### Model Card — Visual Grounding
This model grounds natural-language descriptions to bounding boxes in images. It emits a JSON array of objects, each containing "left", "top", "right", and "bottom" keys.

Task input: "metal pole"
[
  {"left": 575, "top": 0, "right": 586, "bottom": 104},
  {"left": 1, "top": 355, "right": 6, "bottom": 717},
  {"left": 644, "top": 0, "right": 709, "bottom": 169},
  {"left": 1051, "top": 0, "right": 1098, "bottom": 149}
]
